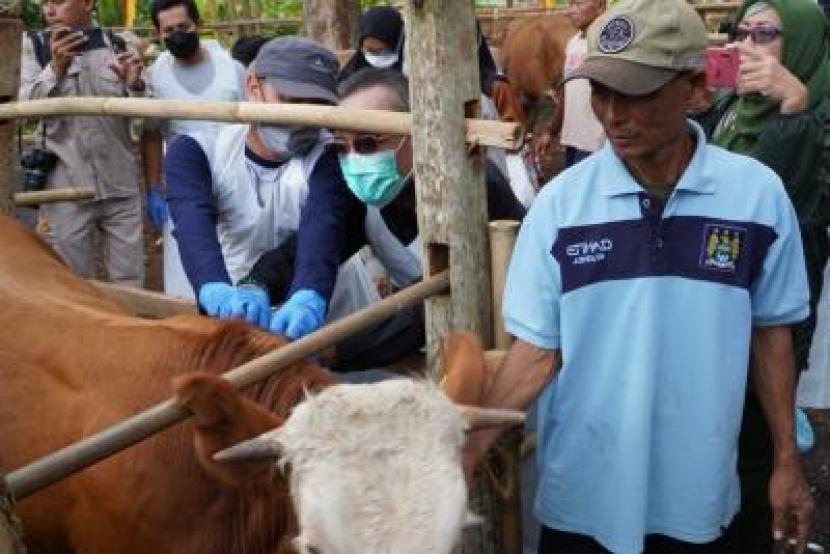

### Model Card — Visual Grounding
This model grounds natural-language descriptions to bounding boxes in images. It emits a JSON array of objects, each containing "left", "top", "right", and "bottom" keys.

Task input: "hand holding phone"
[
  {"left": 705, "top": 46, "right": 740, "bottom": 90},
  {"left": 48, "top": 27, "right": 87, "bottom": 77}
]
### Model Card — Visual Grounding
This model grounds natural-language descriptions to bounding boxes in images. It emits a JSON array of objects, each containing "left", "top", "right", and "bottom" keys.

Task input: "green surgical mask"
[{"left": 339, "top": 150, "right": 408, "bottom": 207}]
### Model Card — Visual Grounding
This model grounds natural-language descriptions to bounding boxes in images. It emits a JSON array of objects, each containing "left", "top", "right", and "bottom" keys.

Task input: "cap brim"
[
  {"left": 564, "top": 57, "right": 678, "bottom": 97},
  {"left": 265, "top": 78, "right": 338, "bottom": 105}
]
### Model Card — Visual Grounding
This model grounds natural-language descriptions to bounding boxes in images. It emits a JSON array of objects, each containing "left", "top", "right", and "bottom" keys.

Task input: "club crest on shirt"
[{"left": 700, "top": 224, "right": 745, "bottom": 272}]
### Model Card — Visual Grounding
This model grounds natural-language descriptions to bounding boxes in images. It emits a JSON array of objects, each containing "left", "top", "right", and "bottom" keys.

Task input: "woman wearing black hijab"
[{"left": 339, "top": 6, "right": 404, "bottom": 83}]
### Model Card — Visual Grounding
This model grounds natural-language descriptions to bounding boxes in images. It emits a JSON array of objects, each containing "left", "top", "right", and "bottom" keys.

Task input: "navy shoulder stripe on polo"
[{"left": 552, "top": 215, "right": 777, "bottom": 294}]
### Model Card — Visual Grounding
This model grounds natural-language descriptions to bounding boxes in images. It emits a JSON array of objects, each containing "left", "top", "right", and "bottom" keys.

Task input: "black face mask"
[{"left": 165, "top": 31, "right": 199, "bottom": 59}]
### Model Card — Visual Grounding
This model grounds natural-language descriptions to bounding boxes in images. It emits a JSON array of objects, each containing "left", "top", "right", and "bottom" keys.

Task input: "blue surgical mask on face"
[{"left": 339, "top": 149, "right": 409, "bottom": 207}]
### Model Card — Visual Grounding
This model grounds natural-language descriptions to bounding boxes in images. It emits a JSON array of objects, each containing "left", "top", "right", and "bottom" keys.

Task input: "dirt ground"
[{"left": 803, "top": 410, "right": 830, "bottom": 549}]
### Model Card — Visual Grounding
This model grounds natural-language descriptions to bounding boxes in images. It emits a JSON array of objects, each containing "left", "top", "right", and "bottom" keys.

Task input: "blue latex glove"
[
  {"left": 198, "top": 282, "right": 271, "bottom": 329},
  {"left": 796, "top": 407, "right": 814, "bottom": 453},
  {"left": 269, "top": 289, "right": 327, "bottom": 340},
  {"left": 146, "top": 184, "right": 168, "bottom": 232}
]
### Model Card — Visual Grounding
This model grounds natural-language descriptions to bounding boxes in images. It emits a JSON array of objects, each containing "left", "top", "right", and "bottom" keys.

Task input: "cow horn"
[
  {"left": 213, "top": 435, "right": 282, "bottom": 464},
  {"left": 458, "top": 405, "right": 525, "bottom": 429}
]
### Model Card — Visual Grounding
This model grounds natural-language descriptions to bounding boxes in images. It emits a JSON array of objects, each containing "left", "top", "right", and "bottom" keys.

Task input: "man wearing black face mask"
[
  {"left": 142, "top": 0, "right": 246, "bottom": 300},
  {"left": 164, "top": 37, "right": 367, "bottom": 338}
]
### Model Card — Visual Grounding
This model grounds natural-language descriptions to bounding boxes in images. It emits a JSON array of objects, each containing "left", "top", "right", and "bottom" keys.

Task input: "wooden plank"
[
  {"left": 406, "top": 0, "right": 494, "bottom": 367},
  {"left": 0, "top": 14, "right": 21, "bottom": 218}
]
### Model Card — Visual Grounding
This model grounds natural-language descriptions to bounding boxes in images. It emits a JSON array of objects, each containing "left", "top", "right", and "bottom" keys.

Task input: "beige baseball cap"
[{"left": 565, "top": 0, "right": 708, "bottom": 96}]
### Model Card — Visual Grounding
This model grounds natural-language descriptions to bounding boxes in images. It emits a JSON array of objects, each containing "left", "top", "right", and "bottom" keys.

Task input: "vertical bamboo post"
[
  {"left": 302, "top": 0, "right": 360, "bottom": 52},
  {"left": 489, "top": 220, "right": 520, "bottom": 350},
  {"left": 489, "top": 220, "right": 522, "bottom": 554},
  {"left": 0, "top": 1, "right": 21, "bottom": 217},
  {"left": 405, "top": 0, "right": 493, "bottom": 365}
]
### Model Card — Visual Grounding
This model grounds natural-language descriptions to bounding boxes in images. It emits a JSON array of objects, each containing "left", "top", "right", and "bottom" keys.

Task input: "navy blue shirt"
[{"left": 165, "top": 134, "right": 365, "bottom": 299}]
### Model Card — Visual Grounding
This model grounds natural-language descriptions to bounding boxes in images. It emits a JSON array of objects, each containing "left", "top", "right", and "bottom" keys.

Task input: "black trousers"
[
  {"left": 539, "top": 519, "right": 738, "bottom": 554},
  {"left": 734, "top": 385, "right": 775, "bottom": 554}
]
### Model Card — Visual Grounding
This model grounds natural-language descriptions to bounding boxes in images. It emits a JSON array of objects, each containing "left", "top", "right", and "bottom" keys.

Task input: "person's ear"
[
  {"left": 684, "top": 71, "right": 712, "bottom": 115},
  {"left": 246, "top": 73, "right": 263, "bottom": 102}
]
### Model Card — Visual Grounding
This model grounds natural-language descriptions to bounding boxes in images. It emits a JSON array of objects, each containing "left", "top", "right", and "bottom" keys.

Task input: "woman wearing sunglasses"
[{"left": 697, "top": 0, "right": 830, "bottom": 551}]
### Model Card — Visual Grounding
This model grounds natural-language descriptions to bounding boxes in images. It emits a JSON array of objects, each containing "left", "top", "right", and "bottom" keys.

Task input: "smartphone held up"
[{"left": 705, "top": 46, "right": 740, "bottom": 90}]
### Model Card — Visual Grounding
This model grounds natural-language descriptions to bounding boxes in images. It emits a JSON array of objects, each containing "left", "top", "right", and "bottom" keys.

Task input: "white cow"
[{"left": 214, "top": 378, "right": 523, "bottom": 554}]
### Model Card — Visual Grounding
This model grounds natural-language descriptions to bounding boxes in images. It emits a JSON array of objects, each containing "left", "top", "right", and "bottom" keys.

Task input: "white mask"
[{"left": 364, "top": 51, "right": 399, "bottom": 69}]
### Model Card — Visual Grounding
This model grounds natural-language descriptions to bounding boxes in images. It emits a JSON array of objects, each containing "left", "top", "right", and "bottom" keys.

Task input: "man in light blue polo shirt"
[{"left": 463, "top": 0, "right": 814, "bottom": 552}]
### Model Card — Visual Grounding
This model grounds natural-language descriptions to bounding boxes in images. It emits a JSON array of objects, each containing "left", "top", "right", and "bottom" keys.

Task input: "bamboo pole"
[
  {"left": 4, "top": 271, "right": 450, "bottom": 501},
  {"left": 0, "top": 98, "right": 523, "bottom": 150},
  {"left": 13, "top": 187, "right": 96, "bottom": 207},
  {"left": 90, "top": 280, "right": 197, "bottom": 318},
  {"left": 488, "top": 220, "right": 520, "bottom": 350}
]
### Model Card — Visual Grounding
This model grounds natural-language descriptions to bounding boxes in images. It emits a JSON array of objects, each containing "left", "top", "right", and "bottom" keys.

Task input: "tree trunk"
[
  {"left": 0, "top": 2, "right": 22, "bottom": 217},
  {"left": 302, "top": 0, "right": 360, "bottom": 52}
]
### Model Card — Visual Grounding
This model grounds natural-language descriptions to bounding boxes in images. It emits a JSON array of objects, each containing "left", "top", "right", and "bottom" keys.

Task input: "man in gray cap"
[
  {"left": 463, "top": 0, "right": 813, "bottom": 552},
  {"left": 165, "top": 36, "right": 366, "bottom": 337}
]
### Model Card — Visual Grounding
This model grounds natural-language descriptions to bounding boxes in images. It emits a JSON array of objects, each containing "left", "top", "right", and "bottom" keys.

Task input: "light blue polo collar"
[{"left": 599, "top": 120, "right": 717, "bottom": 197}]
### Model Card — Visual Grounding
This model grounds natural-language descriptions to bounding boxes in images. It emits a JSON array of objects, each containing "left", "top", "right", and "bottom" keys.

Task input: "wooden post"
[
  {"left": 302, "top": 0, "right": 360, "bottom": 52},
  {"left": 406, "top": 3, "right": 496, "bottom": 554},
  {"left": 405, "top": 0, "right": 493, "bottom": 365},
  {"left": 0, "top": 1, "right": 22, "bottom": 217}
]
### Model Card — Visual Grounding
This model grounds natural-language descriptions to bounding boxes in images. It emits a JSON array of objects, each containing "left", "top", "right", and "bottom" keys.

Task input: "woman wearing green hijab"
[{"left": 698, "top": 0, "right": 830, "bottom": 551}]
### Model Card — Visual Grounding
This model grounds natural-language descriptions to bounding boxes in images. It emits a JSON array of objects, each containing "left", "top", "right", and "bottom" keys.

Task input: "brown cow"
[
  {"left": 0, "top": 216, "right": 489, "bottom": 553},
  {"left": 499, "top": 14, "right": 576, "bottom": 129}
]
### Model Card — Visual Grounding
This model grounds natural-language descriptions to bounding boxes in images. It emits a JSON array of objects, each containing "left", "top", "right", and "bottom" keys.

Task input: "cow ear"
[
  {"left": 439, "top": 332, "right": 486, "bottom": 406},
  {"left": 172, "top": 373, "right": 284, "bottom": 487}
]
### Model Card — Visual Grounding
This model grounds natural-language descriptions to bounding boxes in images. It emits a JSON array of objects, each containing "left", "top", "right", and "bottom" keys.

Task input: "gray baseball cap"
[
  {"left": 254, "top": 36, "right": 340, "bottom": 104},
  {"left": 565, "top": 0, "right": 708, "bottom": 96}
]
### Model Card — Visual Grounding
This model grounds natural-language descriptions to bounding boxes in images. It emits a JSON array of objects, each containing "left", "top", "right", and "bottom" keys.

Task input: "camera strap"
[{"left": 27, "top": 31, "right": 50, "bottom": 69}]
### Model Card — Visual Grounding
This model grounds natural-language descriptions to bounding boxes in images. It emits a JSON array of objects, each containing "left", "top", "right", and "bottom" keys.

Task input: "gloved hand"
[
  {"left": 146, "top": 184, "right": 168, "bottom": 233},
  {"left": 269, "top": 289, "right": 327, "bottom": 340},
  {"left": 198, "top": 282, "right": 271, "bottom": 329}
]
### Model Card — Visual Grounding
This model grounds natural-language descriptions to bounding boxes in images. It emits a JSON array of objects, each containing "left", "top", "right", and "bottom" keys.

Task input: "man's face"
[
  {"left": 155, "top": 4, "right": 198, "bottom": 42},
  {"left": 567, "top": 0, "right": 605, "bottom": 31},
  {"left": 42, "top": 0, "right": 93, "bottom": 29},
  {"left": 590, "top": 72, "right": 705, "bottom": 164},
  {"left": 337, "top": 84, "right": 412, "bottom": 176}
]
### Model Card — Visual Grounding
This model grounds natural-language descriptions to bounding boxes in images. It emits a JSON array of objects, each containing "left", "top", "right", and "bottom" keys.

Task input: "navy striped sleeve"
[
  {"left": 165, "top": 135, "right": 231, "bottom": 293},
  {"left": 289, "top": 145, "right": 367, "bottom": 300}
]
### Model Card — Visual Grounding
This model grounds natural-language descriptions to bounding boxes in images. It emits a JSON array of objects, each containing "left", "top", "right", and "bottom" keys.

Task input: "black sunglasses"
[
  {"left": 335, "top": 134, "right": 396, "bottom": 155},
  {"left": 733, "top": 25, "right": 782, "bottom": 45}
]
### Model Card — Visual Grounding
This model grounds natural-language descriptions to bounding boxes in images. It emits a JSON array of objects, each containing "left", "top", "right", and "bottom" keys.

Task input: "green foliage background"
[
  {"left": 21, "top": 0, "right": 409, "bottom": 29},
  {"left": 21, "top": 0, "right": 502, "bottom": 30}
]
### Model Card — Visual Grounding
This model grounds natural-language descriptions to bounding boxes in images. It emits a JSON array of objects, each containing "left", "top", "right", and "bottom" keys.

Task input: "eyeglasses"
[
  {"left": 733, "top": 25, "right": 782, "bottom": 45},
  {"left": 335, "top": 134, "right": 404, "bottom": 155}
]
